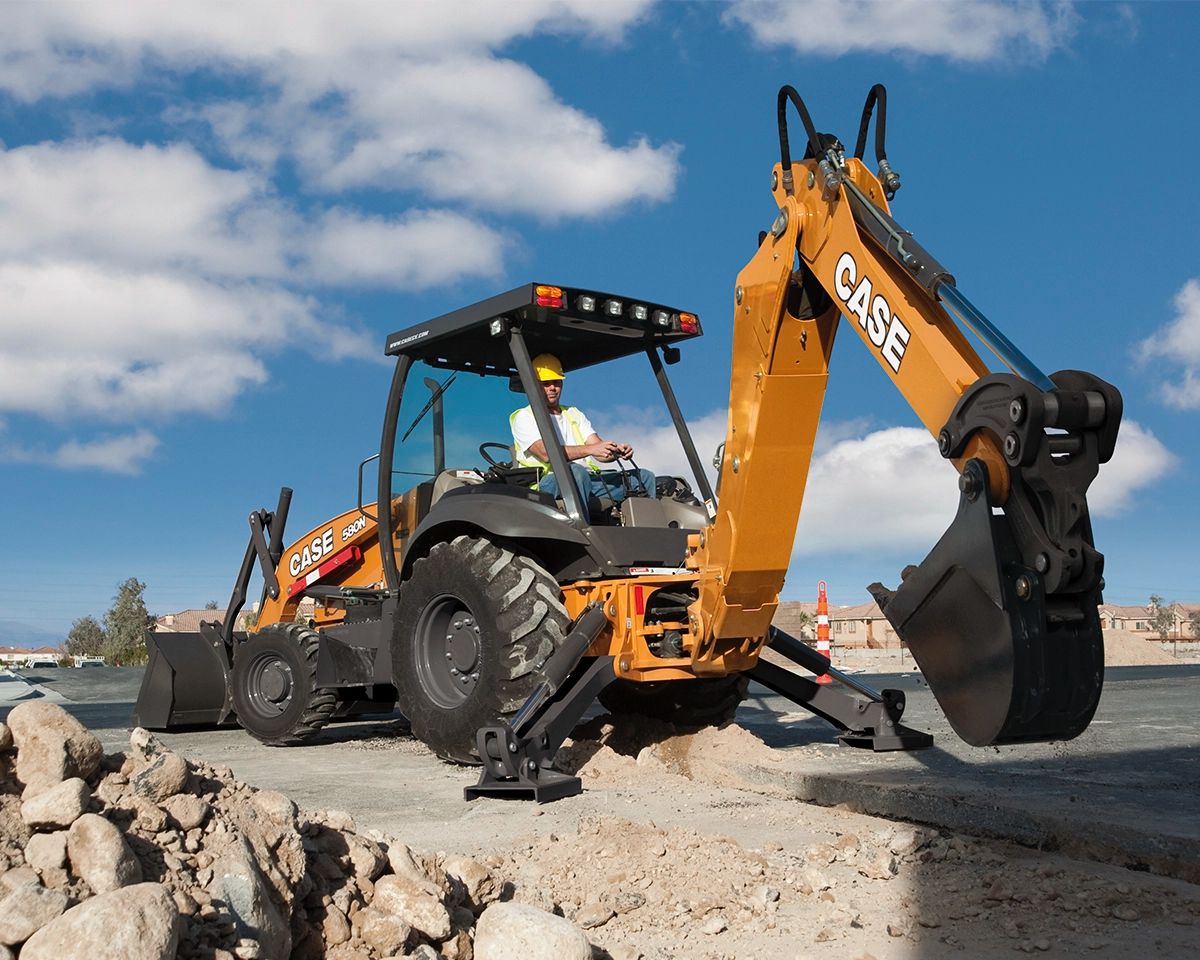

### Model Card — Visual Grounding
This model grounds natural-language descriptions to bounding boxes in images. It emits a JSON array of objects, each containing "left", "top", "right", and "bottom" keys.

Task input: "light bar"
[
  {"left": 652, "top": 309, "right": 671, "bottom": 328},
  {"left": 577, "top": 295, "right": 596, "bottom": 312},
  {"left": 534, "top": 284, "right": 563, "bottom": 308},
  {"left": 604, "top": 299, "right": 623, "bottom": 317},
  {"left": 679, "top": 312, "right": 699, "bottom": 334},
  {"left": 630, "top": 304, "right": 648, "bottom": 322}
]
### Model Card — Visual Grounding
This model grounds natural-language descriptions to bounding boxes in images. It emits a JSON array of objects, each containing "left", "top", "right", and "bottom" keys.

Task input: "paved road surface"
[{"left": 3, "top": 663, "right": 1197, "bottom": 880}]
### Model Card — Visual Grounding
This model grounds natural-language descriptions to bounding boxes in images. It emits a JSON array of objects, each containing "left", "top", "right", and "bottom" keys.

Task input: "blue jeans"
[{"left": 538, "top": 463, "right": 656, "bottom": 522}]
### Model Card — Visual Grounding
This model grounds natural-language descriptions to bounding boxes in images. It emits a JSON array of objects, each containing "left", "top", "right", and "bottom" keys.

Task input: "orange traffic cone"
[{"left": 815, "top": 580, "right": 832, "bottom": 684}]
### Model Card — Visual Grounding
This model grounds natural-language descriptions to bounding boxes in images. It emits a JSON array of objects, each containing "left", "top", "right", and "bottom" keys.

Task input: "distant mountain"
[{"left": 0, "top": 620, "right": 63, "bottom": 648}]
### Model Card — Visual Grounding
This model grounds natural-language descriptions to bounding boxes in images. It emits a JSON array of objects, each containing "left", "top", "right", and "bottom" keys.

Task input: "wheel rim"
[
  {"left": 244, "top": 651, "right": 296, "bottom": 717},
  {"left": 414, "top": 594, "right": 481, "bottom": 708}
]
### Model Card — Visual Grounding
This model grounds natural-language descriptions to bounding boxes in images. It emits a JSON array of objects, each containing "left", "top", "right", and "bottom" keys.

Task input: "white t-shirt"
[{"left": 511, "top": 405, "right": 601, "bottom": 471}]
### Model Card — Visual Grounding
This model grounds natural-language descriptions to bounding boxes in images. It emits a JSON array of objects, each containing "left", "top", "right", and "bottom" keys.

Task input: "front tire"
[
  {"left": 392, "top": 535, "right": 568, "bottom": 764},
  {"left": 231, "top": 623, "right": 337, "bottom": 746}
]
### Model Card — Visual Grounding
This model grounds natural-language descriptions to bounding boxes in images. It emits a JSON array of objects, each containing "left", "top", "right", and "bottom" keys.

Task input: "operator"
[{"left": 510, "top": 353, "right": 655, "bottom": 522}]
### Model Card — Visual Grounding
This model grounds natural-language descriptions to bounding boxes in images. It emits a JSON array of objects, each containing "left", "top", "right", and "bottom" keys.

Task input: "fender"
[{"left": 402, "top": 487, "right": 601, "bottom": 581}]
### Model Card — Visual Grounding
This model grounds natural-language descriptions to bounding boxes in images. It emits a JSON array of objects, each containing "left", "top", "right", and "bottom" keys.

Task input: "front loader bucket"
[
  {"left": 132, "top": 626, "right": 237, "bottom": 730},
  {"left": 871, "top": 461, "right": 1103, "bottom": 747}
]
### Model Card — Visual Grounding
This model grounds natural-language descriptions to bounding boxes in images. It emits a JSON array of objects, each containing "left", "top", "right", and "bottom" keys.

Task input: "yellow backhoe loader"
[{"left": 135, "top": 83, "right": 1121, "bottom": 800}]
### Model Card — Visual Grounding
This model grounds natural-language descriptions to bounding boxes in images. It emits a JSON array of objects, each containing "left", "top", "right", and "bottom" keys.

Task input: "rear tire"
[
  {"left": 231, "top": 623, "right": 337, "bottom": 746},
  {"left": 598, "top": 674, "right": 749, "bottom": 728},
  {"left": 392, "top": 535, "right": 568, "bottom": 764}
]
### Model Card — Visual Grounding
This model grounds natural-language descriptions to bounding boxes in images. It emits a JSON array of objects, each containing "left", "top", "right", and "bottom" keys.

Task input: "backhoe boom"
[{"left": 686, "top": 86, "right": 1121, "bottom": 746}]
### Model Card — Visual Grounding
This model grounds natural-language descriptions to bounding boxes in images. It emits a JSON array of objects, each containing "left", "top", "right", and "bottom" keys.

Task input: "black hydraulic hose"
[
  {"left": 853, "top": 83, "right": 889, "bottom": 163},
  {"left": 776, "top": 85, "right": 824, "bottom": 193}
]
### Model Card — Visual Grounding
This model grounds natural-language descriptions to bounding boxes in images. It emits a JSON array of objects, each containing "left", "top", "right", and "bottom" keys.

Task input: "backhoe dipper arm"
[{"left": 687, "top": 85, "right": 1122, "bottom": 748}]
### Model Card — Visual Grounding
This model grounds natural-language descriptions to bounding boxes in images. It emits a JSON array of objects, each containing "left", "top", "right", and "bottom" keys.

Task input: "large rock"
[
  {"left": 474, "top": 902, "right": 592, "bottom": 960},
  {"left": 207, "top": 836, "right": 291, "bottom": 960},
  {"left": 24, "top": 832, "right": 69, "bottom": 873},
  {"left": 372, "top": 873, "right": 451, "bottom": 942},
  {"left": 21, "top": 777, "right": 90, "bottom": 829},
  {"left": 0, "top": 866, "right": 39, "bottom": 893},
  {"left": 249, "top": 789, "right": 295, "bottom": 827},
  {"left": 20, "top": 882, "right": 179, "bottom": 960},
  {"left": 343, "top": 833, "right": 388, "bottom": 883},
  {"left": 160, "top": 793, "right": 209, "bottom": 831},
  {"left": 443, "top": 854, "right": 503, "bottom": 912},
  {"left": 5, "top": 703, "right": 102, "bottom": 794},
  {"left": 130, "top": 751, "right": 189, "bottom": 802},
  {"left": 357, "top": 909, "right": 412, "bottom": 955},
  {"left": 67, "top": 813, "right": 142, "bottom": 894},
  {"left": 0, "top": 883, "right": 70, "bottom": 945},
  {"left": 0, "top": 721, "right": 11, "bottom": 752}
]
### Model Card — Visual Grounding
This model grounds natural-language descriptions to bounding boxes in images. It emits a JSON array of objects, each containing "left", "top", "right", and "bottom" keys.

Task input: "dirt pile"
[
  {"left": 0, "top": 704, "right": 587, "bottom": 960},
  {"left": 556, "top": 715, "right": 795, "bottom": 796},
  {"left": 1102, "top": 630, "right": 1182, "bottom": 666},
  {"left": 491, "top": 813, "right": 1200, "bottom": 960}
]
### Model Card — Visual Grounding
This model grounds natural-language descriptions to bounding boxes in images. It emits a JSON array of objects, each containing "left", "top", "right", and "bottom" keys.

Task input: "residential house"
[
  {"left": 1099, "top": 601, "right": 1200, "bottom": 638},
  {"left": 154, "top": 601, "right": 313, "bottom": 635},
  {"left": 0, "top": 645, "right": 64, "bottom": 666},
  {"left": 773, "top": 600, "right": 897, "bottom": 650}
]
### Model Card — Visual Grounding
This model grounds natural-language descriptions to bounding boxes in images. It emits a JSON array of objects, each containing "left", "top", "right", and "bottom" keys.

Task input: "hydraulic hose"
[
  {"left": 776, "top": 85, "right": 825, "bottom": 194},
  {"left": 853, "top": 83, "right": 889, "bottom": 163},
  {"left": 853, "top": 83, "right": 900, "bottom": 198}
]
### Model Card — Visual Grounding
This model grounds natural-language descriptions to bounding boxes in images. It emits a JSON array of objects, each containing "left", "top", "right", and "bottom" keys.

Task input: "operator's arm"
[
  {"left": 527, "top": 436, "right": 617, "bottom": 463},
  {"left": 512, "top": 408, "right": 617, "bottom": 464}
]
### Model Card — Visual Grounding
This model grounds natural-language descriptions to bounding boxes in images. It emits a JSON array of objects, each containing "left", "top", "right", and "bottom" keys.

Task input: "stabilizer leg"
[
  {"left": 465, "top": 604, "right": 612, "bottom": 802},
  {"left": 466, "top": 657, "right": 617, "bottom": 802},
  {"left": 750, "top": 627, "right": 932, "bottom": 751}
]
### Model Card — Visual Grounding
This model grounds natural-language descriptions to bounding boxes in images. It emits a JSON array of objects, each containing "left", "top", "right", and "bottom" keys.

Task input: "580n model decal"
[{"left": 833, "top": 252, "right": 911, "bottom": 373}]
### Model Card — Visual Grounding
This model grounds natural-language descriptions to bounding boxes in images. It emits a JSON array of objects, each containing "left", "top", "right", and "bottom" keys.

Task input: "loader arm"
[{"left": 686, "top": 85, "right": 1122, "bottom": 747}]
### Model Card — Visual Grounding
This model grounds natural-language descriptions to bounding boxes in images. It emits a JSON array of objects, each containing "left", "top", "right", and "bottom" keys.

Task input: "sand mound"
[{"left": 1103, "top": 630, "right": 1180, "bottom": 666}]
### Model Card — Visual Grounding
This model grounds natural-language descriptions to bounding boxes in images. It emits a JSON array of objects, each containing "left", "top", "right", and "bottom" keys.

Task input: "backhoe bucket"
[
  {"left": 132, "top": 626, "right": 237, "bottom": 730},
  {"left": 871, "top": 461, "right": 1103, "bottom": 747}
]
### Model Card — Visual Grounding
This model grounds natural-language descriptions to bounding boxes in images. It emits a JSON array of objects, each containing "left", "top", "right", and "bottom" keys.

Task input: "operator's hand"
[
  {"left": 614, "top": 442, "right": 634, "bottom": 459},
  {"left": 588, "top": 440, "right": 621, "bottom": 462}
]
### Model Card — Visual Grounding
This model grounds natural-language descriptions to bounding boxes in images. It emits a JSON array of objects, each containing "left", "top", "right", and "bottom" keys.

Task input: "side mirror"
[{"left": 662, "top": 345, "right": 681, "bottom": 365}]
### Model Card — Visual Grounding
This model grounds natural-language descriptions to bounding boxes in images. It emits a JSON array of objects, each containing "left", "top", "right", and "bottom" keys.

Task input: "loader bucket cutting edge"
[
  {"left": 872, "top": 464, "right": 1104, "bottom": 747},
  {"left": 132, "top": 629, "right": 237, "bottom": 730}
]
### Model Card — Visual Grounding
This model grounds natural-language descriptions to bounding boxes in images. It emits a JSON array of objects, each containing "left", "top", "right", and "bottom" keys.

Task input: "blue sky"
[{"left": 1, "top": 1, "right": 1196, "bottom": 642}]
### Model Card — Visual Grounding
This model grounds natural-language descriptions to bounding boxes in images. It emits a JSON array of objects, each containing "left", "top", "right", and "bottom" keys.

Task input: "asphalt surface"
[{"left": 3, "top": 663, "right": 1198, "bottom": 881}]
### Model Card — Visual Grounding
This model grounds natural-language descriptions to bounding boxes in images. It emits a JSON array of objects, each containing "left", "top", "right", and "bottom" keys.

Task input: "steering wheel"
[{"left": 479, "top": 442, "right": 514, "bottom": 469}]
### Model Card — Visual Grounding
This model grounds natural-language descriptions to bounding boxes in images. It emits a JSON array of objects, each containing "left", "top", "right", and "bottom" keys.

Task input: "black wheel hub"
[
  {"left": 245, "top": 653, "right": 295, "bottom": 715},
  {"left": 415, "top": 595, "right": 482, "bottom": 708}
]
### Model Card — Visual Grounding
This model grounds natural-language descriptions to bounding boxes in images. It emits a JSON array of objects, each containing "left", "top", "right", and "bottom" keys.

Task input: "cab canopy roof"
[{"left": 384, "top": 283, "right": 702, "bottom": 376}]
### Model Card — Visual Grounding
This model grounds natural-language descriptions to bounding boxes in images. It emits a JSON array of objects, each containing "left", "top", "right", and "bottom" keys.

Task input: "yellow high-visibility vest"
[{"left": 509, "top": 406, "right": 601, "bottom": 475}]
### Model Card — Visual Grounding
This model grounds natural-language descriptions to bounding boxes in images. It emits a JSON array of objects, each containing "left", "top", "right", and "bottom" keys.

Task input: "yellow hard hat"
[{"left": 532, "top": 353, "right": 565, "bottom": 382}]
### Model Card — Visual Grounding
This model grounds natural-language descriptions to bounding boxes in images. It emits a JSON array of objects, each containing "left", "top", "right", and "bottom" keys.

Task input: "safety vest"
[{"left": 509, "top": 406, "right": 601, "bottom": 475}]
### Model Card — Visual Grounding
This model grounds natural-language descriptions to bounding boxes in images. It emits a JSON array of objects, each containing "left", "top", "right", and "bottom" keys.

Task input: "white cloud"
[
  {"left": 0, "top": 260, "right": 372, "bottom": 423},
  {"left": 0, "top": 4, "right": 680, "bottom": 472},
  {"left": 1088, "top": 420, "right": 1175, "bottom": 515},
  {"left": 0, "top": 139, "right": 509, "bottom": 289},
  {"left": 305, "top": 209, "right": 508, "bottom": 289},
  {"left": 1139, "top": 279, "right": 1200, "bottom": 409},
  {"left": 794, "top": 426, "right": 957, "bottom": 555},
  {"left": 726, "top": 0, "right": 1076, "bottom": 62},
  {"left": 0, "top": 138, "right": 512, "bottom": 432},
  {"left": 608, "top": 411, "right": 1171, "bottom": 557},
  {"left": 0, "top": 2, "right": 677, "bottom": 218},
  {"left": 0, "top": 429, "right": 159, "bottom": 475}
]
